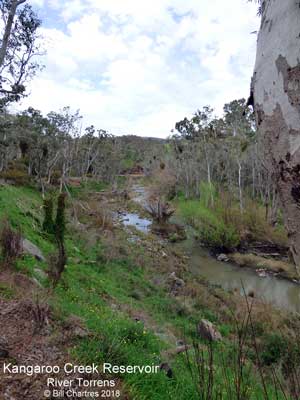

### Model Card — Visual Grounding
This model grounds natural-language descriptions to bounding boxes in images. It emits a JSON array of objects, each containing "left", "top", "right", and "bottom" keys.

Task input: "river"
[{"left": 121, "top": 182, "right": 300, "bottom": 314}]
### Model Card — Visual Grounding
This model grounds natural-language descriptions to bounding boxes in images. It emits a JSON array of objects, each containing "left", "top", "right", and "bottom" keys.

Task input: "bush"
[
  {"left": 0, "top": 168, "right": 30, "bottom": 186},
  {"left": 42, "top": 197, "right": 55, "bottom": 234},
  {"left": 50, "top": 170, "right": 61, "bottom": 186},
  {"left": 261, "top": 333, "right": 288, "bottom": 366},
  {"left": 55, "top": 193, "right": 67, "bottom": 242},
  {"left": 178, "top": 199, "right": 240, "bottom": 250},
  {"left": 198, "top": 220, "right": 239, "bottom": 249},
  {"left": 0, "top": 220, "right": 23, "bottom": 266},
  {"left": 47, "top": 193, "right": 68, "bottom": 285}
]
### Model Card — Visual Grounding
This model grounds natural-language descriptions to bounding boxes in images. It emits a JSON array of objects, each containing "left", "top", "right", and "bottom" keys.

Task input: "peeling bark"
[{"left": 253, "top": 0, "right": 300, "bottom": 273}]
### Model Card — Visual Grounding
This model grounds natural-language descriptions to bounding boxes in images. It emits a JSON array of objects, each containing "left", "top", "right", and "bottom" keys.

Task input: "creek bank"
[
  {"left": 107, "top": 180, "right": 300, "bottom": 313},
  {"left": 227, "top": 252, "right": 300, "bottom": 284}
]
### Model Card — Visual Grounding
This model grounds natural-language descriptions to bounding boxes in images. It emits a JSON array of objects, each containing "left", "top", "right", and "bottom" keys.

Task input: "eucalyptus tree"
[
  {"left": 47, "top": 107, "right": 82, "bottom": 191},
  {"left": 0, "top": 0, "right": 42, "bottom": 107},
  {"left": 250, "top": 0, "right": 300, "bottom": 270}
]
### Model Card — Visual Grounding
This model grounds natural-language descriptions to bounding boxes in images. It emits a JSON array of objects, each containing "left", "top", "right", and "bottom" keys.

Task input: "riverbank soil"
[{"left": 0, "top": 270, "right": 126, "bottom": 399}]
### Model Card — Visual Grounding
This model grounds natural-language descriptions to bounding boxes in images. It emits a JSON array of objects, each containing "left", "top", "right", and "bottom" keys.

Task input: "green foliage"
[
  {"left": 261, "top": 333, "right": 288, "bottom": 366},
  {"left": 42, "top": 197, "right": 55, "bottom": 234},
  {"left": 68, "top": 180, "right": 108, "bottom": 199},
  {"left": 55, "top": 193, "right": 66, "bottom": 242},
  {"left": 0, "top": 185, "right": 55, "bottom": 256},
  {"left": 0, "top": 2, "right": 42, "bottom": 107},
  {"left": 199, "top": 181, "right": 217, "bottom": 208},
  {"left": 0, "top": 168, "right": 31, "bottom": 186},
  {"left": 0, "top": 282, "right": 15, "bottom": 299},
  {"left": 177, "top": 186, "right": 288, "bottom": 250},
  {"left": 46, "top": 193, "right": 68, "bottom": 285},
  {"left": 0, "top": 219, "right": 22, "bottom": 266},
  {"left": 178, "top": 198, "right": 240, "bottom": 249},
  {"left": 0, "top": 183, "right": 292, "bottom": 399},
  {"left": 199, "top": 221, "right": 240, "bottom": 249}
]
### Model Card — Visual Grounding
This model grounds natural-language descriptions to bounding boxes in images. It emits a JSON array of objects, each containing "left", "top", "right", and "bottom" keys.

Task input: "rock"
[
  {"left": 168, "top": 272, "right": 185, "bottom": 294},
  {"left": 73, "top": 326, "right": 89, "bottom": 338},
  {"left": 34, "top": 268, "right": 47, "bottom": 280},
  {"left": 22, "top": 239, "right": 45, "bottom": 262},
  {"left": 0, "top": 336, "right": 8, "bottom": 348},
  {"left": 217, "top": 253, "right": 229, "bottom": 262},
  {"left": 64, "top": 315, "right": 90, "bottom": 338},
  {"left": 160, "top": 363, "right": 173, "bottom": 378},
  {"left": 175, "top": 345, "right": 190, "bottom": 354},
  {"left": 197, "top": 319, "right": 222, "bottom": 342},
  {"left": 0, "top": 348, "right": 9, "bottom": 358},
  {"left": 256, "top": 268, "right": 267, "bottom": 278},
  {"left": 162, "top": 345, "right": 190, "bottom": 359}
]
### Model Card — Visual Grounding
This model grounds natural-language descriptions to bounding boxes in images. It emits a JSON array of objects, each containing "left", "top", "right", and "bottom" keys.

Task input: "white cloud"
[{"left": 21, "top": 0, "right": 260, "bottom": 137}]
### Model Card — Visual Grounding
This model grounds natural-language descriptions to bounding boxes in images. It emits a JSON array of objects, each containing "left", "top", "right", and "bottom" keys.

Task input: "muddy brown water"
[
  {"left": 176, "top": 237, "right": 300, "bottom": 314},
  {"left": 123, "top": 183, "right": 300, "bottom": 314}
]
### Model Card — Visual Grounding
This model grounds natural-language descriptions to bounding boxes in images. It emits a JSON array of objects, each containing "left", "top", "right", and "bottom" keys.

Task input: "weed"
[{"left": 0, "top": 219, "right": 22, "bottom": 267}]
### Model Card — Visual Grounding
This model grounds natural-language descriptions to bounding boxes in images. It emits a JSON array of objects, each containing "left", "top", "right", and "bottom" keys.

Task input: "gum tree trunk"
[
  {"left": 252, "top": 0, "right": 300, "bottom": 272},
  {"left": 0, "top": 0, "right": 26, "bottom": 68}
]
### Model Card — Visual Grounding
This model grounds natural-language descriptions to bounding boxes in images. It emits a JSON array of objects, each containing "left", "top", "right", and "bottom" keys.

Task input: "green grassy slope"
[{"left": 0, "top": 183, "right": 291, "bottom": 400}]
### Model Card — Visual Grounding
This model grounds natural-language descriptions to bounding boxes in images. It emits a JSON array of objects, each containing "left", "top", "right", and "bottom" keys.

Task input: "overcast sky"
[{"left": 19, "top": 0, "right": 259, "bottom": 137}]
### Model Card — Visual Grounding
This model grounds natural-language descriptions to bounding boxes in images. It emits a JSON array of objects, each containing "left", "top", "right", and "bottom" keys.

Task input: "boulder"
[
  {"left": 22, "top": 239, "right": 45, "bottom": 262},
  {"left": 168, "top": 272, "right": 185, "bottom": 294},
  {"left": 159, "top": 363, "right": 173, "bottom": 378},
  {"left": 217, "top": 253, "right": 229, "bottom": 262},
  {"left": 256, "top": 268, "right": 267, "bottom": 278},
  {"left": 64, "top": 315, "right": 90, "bottom": 338},
  {"left": 34, "top": 268, "right": 47, "bottom": 280},
  {"left": 73, "top": 326, "right": 89, "bottom": 338},
  {"left": 197, "top": 319, "right": 222, "bottom": 342}
]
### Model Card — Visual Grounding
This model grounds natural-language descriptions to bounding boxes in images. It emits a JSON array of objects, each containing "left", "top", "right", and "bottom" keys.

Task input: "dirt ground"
[{"left": 0, "top": 271, "right": 127, "bottom": 400}]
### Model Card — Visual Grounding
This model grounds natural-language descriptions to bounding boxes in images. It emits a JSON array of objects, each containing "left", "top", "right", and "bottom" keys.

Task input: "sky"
[{"left": 18, "top": 0, "right": 260, "bottom": 138}]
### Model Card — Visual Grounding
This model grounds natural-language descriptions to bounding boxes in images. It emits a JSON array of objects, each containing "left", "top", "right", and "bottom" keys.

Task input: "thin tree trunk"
[
  {"left": 237, "top": 160, "right": 243, "bottom": 213},
  {"left": 0, "top": 0, "right": 26, "bottom": 69}
]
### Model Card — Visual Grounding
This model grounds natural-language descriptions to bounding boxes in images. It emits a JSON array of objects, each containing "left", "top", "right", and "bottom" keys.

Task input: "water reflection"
[
  {"left": 122, "top": 213, "right": 152, "bottom": 233},
  {"left": 187, "top": 245, "right": 300, "bottom": 314},
  {"left": 130, "top": 182, "right": 300, "bottom": 314}
]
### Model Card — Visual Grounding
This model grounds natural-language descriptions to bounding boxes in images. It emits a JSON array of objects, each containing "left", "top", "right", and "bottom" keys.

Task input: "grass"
[
  {"left": 176, "top": 196, "right": 240, "bottom": 249},
  {"left": 175, "top": 188, "right": 288, "bottom": 251},
  {"left": 0, "top": 182, "right": 297, "bottom": 399},
  {"left": 67, "top": 178, "right": 108, "bottom": 199},
  {"left": 229, "top": 253, "right": 298, "bottom": 280},
  {"left": 0, "top": 281, "right": 15, "bottom": 299}
]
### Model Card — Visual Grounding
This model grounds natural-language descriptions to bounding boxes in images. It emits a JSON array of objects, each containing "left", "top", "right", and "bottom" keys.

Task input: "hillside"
[{"left": 0, "top": 179, "right": 299, "bottom": 399}]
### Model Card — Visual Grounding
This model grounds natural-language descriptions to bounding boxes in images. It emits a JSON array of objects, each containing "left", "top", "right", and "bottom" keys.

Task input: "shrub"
[
  {"left": 199, "top": 181, "right": 217, "bottom": 208},
  {"left": 261, "top": 333, "right": 288, "bottom": 366},
  {"left": 47, "top": 193, "right": 67, "bottom": 285},
  {"left": 55, "top": 193, "right": 67, "bottom": 242},
  {"left": 0, "top": 220, "right": 23, "bottom": 266},
  {"left": 42, "top": 197, "right": 55, "bottom": 234},
  {"left": 198, "top": 220, "right": 239, "bottom": 250},
  {"left": 0, "top": 168, "right": 30, "bottom": 186},
  {"left": 179, "top": 200, "right": 239, "bottom": 250},
  {"left": 50, "top": 170, "right": 61, "bottom": 186}
]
